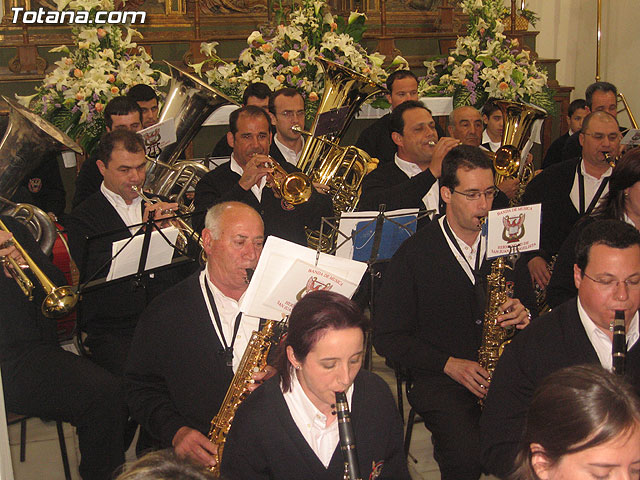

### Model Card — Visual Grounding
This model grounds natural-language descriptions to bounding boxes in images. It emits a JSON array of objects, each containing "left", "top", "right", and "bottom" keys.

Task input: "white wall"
[{"left": 527, "top": 0, "right": 639, "bottom": 125}]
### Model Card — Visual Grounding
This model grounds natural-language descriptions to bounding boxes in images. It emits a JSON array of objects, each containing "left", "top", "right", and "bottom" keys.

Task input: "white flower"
[
  {"left": 247, "top": 31, "right": 263, "bottom": 45},
  {"left": 286, "top": 50, "right": 300, "bottom": 61},
  {"left": 348, "top": 11, "right": 366, "bottom": 24},
  {"left": 200, "top": 41, "right": 219, "bottom": 57}
]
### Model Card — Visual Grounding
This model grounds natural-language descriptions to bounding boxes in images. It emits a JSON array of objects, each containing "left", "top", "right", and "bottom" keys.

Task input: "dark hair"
[
  {"left": 386, "top": 69, "right": 418, "bottom": 94},
  {"left": 268, "top": 87, "right": 303, "bottom": 115},
  {"left": 585, "top": 81, "right": 617, "bottom": 109},
  {"left": 481, "top": 98, "right": 500, "bottom": 117},
  {"left": 242, "top": 82, "right": 272, "bottom": 105},
  {"left": 115, "top": 449, "right": 216, "bottom": 480},
  {"left": 574, "top": 218, "right": 640, "bottom": 273},
  {"left": 97, "top": 129, "right": 145, "bottom": 166},
  {"left": 580, "top": 109, "right": 619, "bottom": 134},
  {"left": 591, "top": 147, "right": 640, "bottom": 220},
  {"left": 274, "top": 291, "right": 369, "bottom": 393},
  {"left": 509, "top": 364, "right": 640, "bottom": 480},
  {"left": 440, "top": 145, "right": 493, "bottom": 190},
  {"left": 389, "top": 99, "right": 430, "bottom": 136},
  {"left": 228, "top": 105, "right": 272, "bottom": 136},
  {"left": 127, "top": 84, "right": 158, "bottom": 103},
  {"left": 104, "top": 96, "right": 142, "bottom": 129},
  {"left": 568, "top": 99, "right": 587, "bottom": 117}
]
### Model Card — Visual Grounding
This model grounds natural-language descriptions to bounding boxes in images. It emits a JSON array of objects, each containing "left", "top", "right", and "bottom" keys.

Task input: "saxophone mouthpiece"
[
  {"left": 244, "top": 268, "right": 254, "bottom": 284},
  {"left": 427, "top": 141, "right": 436, "bottom": 146}
]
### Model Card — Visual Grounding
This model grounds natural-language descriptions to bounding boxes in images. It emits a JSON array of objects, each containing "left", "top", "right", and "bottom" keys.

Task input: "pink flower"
[
  {"left": 95, "top": 103, "right": 104, "bottom": 112},
  {"left": 107, "top": 74, "right": 116, "bottom": 83},
  {"left": 111, "top": 86, "right": 120, "bottom": 94},
  {"left": 260, "top": 44, "right": 272, "bottom": 53},
  {"left": 75, "top": 92, "right": 85, "bottom": 100},
  {"left": 73, "top": 69, "right": 83, "bottom": 78},
  {"left": 276, "top": 74, "right": 285, "bottom": 83},
  {"left": 97, "top": 28, "right": 106, "bottom": 38},
  {"left": 282, "top": 52, "right": 289, "bottom": 60},
  {"left": 291, "top": 65, "right": 301, "bottom": 74},
  {"left": 308, "top": 92, "right": 319, "bottom": 102},
  {"left": 498, "top": 81, "right": 509, "bottom": 91}
]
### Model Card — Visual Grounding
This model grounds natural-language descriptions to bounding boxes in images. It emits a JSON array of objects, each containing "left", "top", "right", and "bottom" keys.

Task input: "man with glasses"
[
  {"left": 268, "top": 88, "right": 306, "bottom": 167},
  {"left": 194, "top": 105, "right": 332, "bottom": 246},
  {"left": 373, "top": 145, "right": 532, "bottom": 480},
  {"left": 519, "top": 111, "right": 621, "bottom": 300},
  {"left": 481, "top": 218, "right": 640, "bottom": 477}
]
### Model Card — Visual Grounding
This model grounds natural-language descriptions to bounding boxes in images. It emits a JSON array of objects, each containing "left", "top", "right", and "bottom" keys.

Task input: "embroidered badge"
[
  {"left": 28, "top": 178, "right": 42, "bottom": 193},
  {"left": 281, "top": 199, "right": 295, "bottom": 211},
  {"left": 369, "top": 460, "right": 384, "bottom": 479}
]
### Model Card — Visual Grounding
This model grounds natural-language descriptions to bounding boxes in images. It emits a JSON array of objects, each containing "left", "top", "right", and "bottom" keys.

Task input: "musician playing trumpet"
[
  {"left": 358, "top": 101, "right": 501, "bottom": 229},
  {"left": 126, "top": 202, "right": 275, "bottom": 468},
  {"left": 194, "top": 105, "right": 332, "bottom": 247}
]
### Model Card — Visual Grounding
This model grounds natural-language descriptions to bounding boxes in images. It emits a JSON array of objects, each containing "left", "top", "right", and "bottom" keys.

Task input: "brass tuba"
[
  {"left": 491, "top": 100, "right": 547, "bottom": 206},
  {"left": 143, "top": 62, "right": 240, "bottom": 211},
  {"left": 296, "top": 57, "right": 384, "bottom": 214}
]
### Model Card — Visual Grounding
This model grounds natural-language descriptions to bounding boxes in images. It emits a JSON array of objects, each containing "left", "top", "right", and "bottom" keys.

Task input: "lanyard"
[
  {"left": 204, "top": 280, "right": 242, "bottom": 368},
  {"left": 577, "top": 160, "right": 610, "bottom": 215},
  {"left": 442, "top": 219, "right": 483, "bottom": 275}
]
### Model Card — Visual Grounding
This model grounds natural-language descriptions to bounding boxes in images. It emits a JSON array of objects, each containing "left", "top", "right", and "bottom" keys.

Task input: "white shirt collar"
[
  {"left": 100, "top": 182, "right": 143, "bottom": 232},
  {"left": 577, "top": 297, "right": 639, "bottom": 371},
  {"left": 482, "top": 130, "right": 500, "bottom": 152},
  {"left": 274, "top": 134, "right": 304, "bottom": 166},
  {"left": 394, "top": 153, "right": 423, "bottom": 178},
  {"left": 439, "top": 215, "right": 484, "bottom": 284},
  {"left": 282, "top": 370, "right": 354, "bottom": 468},
  {"left": 229, "top": 153, "right": 266, "bottom": 202}
]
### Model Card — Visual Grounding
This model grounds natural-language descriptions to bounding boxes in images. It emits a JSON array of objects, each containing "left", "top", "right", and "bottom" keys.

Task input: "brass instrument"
[
  {"left": 131, "top": 186, "right": 205, "bottom": 262},
  {"left": 612, "top": 309, "right": 626, "bottom": 376},
  {"left": 491, "top": 100, "right": 547, "bottom": 206},
  {"left": 534, "top": 253, "right": 557, "bottom": 315},
  {"left": 262, "top": 157, "right": 313, "bottom": 205},
  {"left": 208, "top": 320, "right": 276, "bottom": 477},
  {"left": 335, "top": 391, "right": 362, "bottom": 480},
  {"left": 617, "top": 92, "right": 638, "bottom": 131},
  {"left": 143, "top": 62, "right": 240, "bottom": 212},
  {"left": 0, "top": 96, "right": 82, "bottom": 201},
  {"left": 0, "top": 217, "right": 78, "bottom": 318},
  {"left": 478, "top": 256, "right": 515, "bottom": 405},
  {"left": 0, "top": 196, "right": 58, "bottom": 256},
  {"left": 603, "top": 152, "right": 622, "bottom": 168}
]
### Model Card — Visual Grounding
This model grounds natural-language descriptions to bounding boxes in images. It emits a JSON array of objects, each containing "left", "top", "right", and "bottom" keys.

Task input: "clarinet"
[
  {"left": 334, "top": 391, "right": 362, "bottom": 480},
  {"left": 612, "top": 309, "right": 627, "bottom": 376}
]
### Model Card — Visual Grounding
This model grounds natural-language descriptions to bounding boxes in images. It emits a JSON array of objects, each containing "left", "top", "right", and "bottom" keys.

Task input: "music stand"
[{"left": 317, "top": 204, "right": 436, "bottom": 370}]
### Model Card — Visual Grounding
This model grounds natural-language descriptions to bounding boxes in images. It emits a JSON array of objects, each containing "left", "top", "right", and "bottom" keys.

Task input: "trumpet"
[
  {"left": 259, "top": 156, "right": 313, "bottom": 205},
  {"left": 0, "top": 218, "right": 78, "bottom": 318},
  {"left": 131, "top": 186, "right": 206, "bottom": 262}
]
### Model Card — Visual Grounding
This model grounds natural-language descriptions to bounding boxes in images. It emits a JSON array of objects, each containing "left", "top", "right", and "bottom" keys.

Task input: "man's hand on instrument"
[
  {"left": 247, "top": 365, "right": 278, "bottom": 392},
  {"left": 528, "top": 255, "right": 551, "bottom": 288},
  {"left": 238, "top": 154, "right": 273, "bottom": 191},
  {"left": 497, "top": 298, "right": 530, "bottom": 329},
  {"left": 172, "top": 426, "right": 218, "bottom": 468},
  {"left": 0, "top": 231, "right": 27, "bottom": 278},
  {"left": 143, "top": 201, "right": 179, "bottom": 228},
  {"left": 313, "top": 182, "right": 330, "bottom": 195},
  {"left": 429, "top": 137, "right": 461, "bottom": 179},
  {"left": 497, "top": 177, "right": 520, "bottom": 200},
  {"left": 444, "top": 357, "right": 490, "bottom": 398}
]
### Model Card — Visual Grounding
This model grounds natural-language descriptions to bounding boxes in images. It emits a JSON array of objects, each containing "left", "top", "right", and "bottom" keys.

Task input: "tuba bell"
[
  {"left": 492, "top": 100, "right": 547, "bottom": 206},
  {"left": 143, "top": 62, "right": 240, "bottom": 211},
  {"left": 296, "top": 57, "right": 384, "bottom": 215}
]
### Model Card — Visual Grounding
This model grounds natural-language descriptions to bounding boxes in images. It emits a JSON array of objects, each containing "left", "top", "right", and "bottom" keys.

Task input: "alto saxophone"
[
  {"left": 478, "top": 256, "right": 515, "bottom": 405},
  {"left": 208, "top": 320, "right": 276, "bottom": 477}
]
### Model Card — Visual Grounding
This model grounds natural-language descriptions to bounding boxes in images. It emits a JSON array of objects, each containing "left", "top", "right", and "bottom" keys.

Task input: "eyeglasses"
[
  {"left": 582, "top": 132, "right": 621, "bottom": 142},
  {"left": 451, "top": 188, "right": 499, "bottom": 201},
  {"left": 276, "top": 110, "right": 305, "bottom": 119},
  {"left": 582, "top": 272, "right": 640, "bottom": 291}
]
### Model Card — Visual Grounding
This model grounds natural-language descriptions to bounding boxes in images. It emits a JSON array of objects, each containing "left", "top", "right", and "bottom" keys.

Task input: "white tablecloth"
[{"left": 201, "top": 96, "right": 455, "bottom": 126}]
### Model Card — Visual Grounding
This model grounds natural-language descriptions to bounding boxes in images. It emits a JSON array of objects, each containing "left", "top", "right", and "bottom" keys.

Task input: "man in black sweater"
[
  {"left": 541, "top": 98, "right": 587, "bottom": 169},
  {"left": 481, "top": 219, "right": 640, "bottom": 478},
  {"left": 373, "top": 145, "right": 531, "bottom": 480},
  {"left": 125, "top": 201, "right": 272, "bottom": 469}
]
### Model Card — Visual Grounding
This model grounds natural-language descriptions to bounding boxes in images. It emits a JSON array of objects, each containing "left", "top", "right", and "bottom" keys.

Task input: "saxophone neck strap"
[
  {"left": 442, "top": 218, "right": 483, "bottom": 274},
  {"left": 204, "top": 280, "right": 242, "bottom": 368},
  {"left": 577, "top": 159, "right": 610, "bottom": 215}
]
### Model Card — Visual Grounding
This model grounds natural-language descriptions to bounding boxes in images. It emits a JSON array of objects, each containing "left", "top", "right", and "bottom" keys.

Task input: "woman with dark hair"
[
  {"left": 547, "top": 146, "right": 640, "bottom": 307},
  {"left": 220, "top": 290, "right": 410, "bottom": 480},
  {"left": 509, "top": 364, "right": 640, "bottom": 480}
]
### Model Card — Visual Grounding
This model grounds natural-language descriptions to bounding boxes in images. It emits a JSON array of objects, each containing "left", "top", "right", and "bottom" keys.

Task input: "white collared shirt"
[
  {"left": 482, "top": 130, "right": 500, "bottom": 152},
  {"left": 577, "top": 297, "right": 639, "bottom": 371},
  {"left": 100, "top": 182, "right": 143, "bottom": 233},
  {"left": 274, "top": 135, "right": 304, "bottom": 166},
  {"left": 395, "top": 154, "right": 440, "bottom": 216},
  {"left": 439, "top": 215, "right": 485, "bottom": 284},
  {"left": 198, "top": 269, "right": 261, "bottom": 373},
  {"left": 230, "top": 153, "right": 267, "bottom": 203},
  {"left": 569, "top": 160, "right": 612, "bottom": 214},
  {"left": 282, "top": 371, "right": 354, "bottom": 467}
]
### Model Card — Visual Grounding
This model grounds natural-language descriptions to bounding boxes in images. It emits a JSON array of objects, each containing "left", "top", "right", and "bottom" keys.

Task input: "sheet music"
[{"left": 107, "top": 226, "right": 179, "bottom": 280}]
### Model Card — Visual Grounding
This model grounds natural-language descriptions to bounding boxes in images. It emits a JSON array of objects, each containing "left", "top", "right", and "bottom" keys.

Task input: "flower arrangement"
[
  {"left": 420, "top": 0, "right": 555, "bottom": 113},
  {"left": 16, "top": 0, "right": 169, "bottom": 154},
  {"left": 192, "top": 0, "right": 407, "bottom": 121}
]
